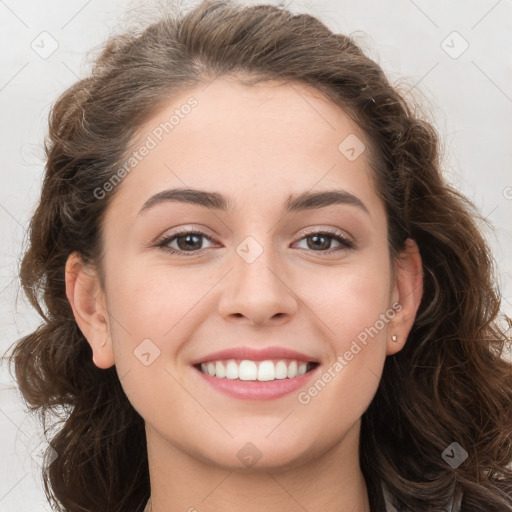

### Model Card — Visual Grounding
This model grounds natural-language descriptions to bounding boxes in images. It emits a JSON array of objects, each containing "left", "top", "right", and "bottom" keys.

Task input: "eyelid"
[
  {"left": 153, "top": 227, "right": 218, "bottom": 251},
  {"left": 153, "top": 225, "right": 355, "bottom": 256},
  {"left": 292, "top": 227, "right": 355, "bottom": 253},
  {"left": 152, "top": 224, "right": 215, "bottom": 243},
  {"left": 298, "top": 225, "right": 354, "bottom": 244}
]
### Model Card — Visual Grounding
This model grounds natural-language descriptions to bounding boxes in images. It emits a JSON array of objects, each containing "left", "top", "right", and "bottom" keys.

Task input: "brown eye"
[
  {"left": 156, "top": 230, "right": 216, "bottom": 255},
  {"left": 294, "top": 230, "right": 354, "bottom": 254},
  {"left": 306, "top": 234, "right": 333, "bottom": 251},
  {"left": 174, "top": 233, "right": 203, "bottom": 251}
]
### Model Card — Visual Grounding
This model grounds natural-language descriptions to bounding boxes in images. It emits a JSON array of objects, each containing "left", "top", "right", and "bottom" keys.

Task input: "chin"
[{"left": 192, "top": 432, "right": 320, "bottom": 472}]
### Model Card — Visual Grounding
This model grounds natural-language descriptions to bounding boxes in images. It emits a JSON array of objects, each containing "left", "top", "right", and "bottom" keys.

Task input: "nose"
[{"left": 217, "top": 242, "right": 298, "bottom": 326}]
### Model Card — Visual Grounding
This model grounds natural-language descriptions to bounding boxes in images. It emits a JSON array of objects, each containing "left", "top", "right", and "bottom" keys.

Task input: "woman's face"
[{"left": 69, "top": 77, "right": 422, "bottom": 471}]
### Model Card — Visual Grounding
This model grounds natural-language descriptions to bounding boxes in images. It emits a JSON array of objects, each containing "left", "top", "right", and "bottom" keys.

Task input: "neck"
[{"left": 145, "top": 420, "right": 371, "bottom": 512}]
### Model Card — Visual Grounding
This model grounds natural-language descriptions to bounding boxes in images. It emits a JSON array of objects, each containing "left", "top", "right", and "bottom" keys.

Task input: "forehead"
[{"left": 107, "top": 77, "right": 378, "bottom": 219}]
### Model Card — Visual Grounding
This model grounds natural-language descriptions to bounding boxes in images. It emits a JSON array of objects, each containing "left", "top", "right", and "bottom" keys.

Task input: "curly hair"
[{"left": 7, "top": 1, "right": 512, "bottom": 511}]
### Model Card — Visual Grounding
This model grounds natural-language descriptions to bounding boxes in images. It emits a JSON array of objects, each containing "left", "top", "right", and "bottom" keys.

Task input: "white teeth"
[
  {"left": 287, "top": 360, "right": 297, "bottom": 378},
  {"left": 225, "top": 360, "right": 239, "bottom": 379},
  {"left": 198, "top": 359, "right": 315, "bottom": 381},
  {"left": 215, "top": 360, "right": 226, "bottom": 378},
  {"left": 275, "top": 361, "right": 288, "bottom": 379},
  {"left": 239, "top": 360, "right": 258, "bottom": 380},
  {"left": 257, "top": 360, "right": 275, "bottom": 381}
]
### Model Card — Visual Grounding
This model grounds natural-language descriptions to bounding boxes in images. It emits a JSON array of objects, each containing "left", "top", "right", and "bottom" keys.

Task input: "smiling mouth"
[{"left": 194, "top": 359, "right": 320, "bottom": 382}]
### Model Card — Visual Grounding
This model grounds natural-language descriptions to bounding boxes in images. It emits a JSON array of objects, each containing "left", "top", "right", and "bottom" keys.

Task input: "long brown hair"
[{"left": 7, "top": 1, "right": 512, "bottom": 510}]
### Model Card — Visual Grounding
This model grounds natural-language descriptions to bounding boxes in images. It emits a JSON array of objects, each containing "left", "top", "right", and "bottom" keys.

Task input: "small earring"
[
  {"left": 391, "top": 335, "right": 398, "bottom": 342},
  {"left": 100, "top": 340, "right": 107, "bottom": 348}
]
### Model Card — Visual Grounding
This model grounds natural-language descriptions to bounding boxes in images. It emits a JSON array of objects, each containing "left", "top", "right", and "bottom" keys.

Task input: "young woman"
[{"left": 9, "top": 1, "right": 512, "bottom": 511}]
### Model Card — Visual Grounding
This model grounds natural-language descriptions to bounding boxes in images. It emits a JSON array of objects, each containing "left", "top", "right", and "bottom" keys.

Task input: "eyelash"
[{"left": 154, "top": 228, "right": 354, "bottom": 256}]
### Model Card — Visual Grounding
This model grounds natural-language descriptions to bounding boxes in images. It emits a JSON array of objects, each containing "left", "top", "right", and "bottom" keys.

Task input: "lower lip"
[{"left": 193, "top": 365, "right": 320, "bottom": 400}]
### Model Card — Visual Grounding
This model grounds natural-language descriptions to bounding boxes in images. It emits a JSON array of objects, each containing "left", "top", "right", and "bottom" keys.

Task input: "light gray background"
[{"left": 1, "top": 0, "right": 511, "bottom": 510}]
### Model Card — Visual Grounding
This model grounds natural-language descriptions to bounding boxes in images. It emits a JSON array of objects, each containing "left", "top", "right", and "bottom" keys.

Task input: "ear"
[
  {"left": 65, "top": 251, "right": 115, "bottom": 369},
  {"left": 386, "top": 238, "right": 423, "bottom": 355}
]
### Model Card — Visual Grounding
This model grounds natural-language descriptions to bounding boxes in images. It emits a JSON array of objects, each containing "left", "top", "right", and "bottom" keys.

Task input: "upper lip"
[{"left": 190, "top": 346, "right": 320, "bottom": 365}]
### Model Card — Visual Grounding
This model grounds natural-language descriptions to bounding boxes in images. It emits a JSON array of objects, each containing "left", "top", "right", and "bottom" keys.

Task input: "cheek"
[
  {"left": 104, "top": 268, "right": 196, "bottom": 425},
  {"left": 299, "top": 256, "right": 393, "bottom": 341},
  {"left": 106, "top": 260, "right": 210, "bottom": 335},
  {"left": 296, "top": 257, "right": 393, "bottom": 398},
  {"left": 105, "top": 262, "right": 214, "bottom": 391},
  {"left": 291, "top": 269, "right": 392, "bottom": 446}
]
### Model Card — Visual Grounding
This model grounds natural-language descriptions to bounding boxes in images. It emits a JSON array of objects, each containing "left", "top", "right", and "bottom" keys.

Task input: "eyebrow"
[{"left": 138, "top": 187, "right": 369, "bottom": 216}]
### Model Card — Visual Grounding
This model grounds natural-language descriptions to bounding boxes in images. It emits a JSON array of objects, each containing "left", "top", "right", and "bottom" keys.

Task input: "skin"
[{"left": 65, "top": 76, "right": 423, "bottom": 512}]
